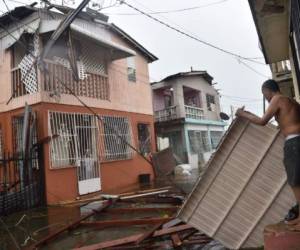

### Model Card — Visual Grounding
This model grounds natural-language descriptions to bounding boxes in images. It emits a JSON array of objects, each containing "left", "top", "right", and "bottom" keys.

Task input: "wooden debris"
[
  {"left": 171, "top": 233, "right": 182, "bottom": 247},
  {"left": 134, "top": 223, "right": 164, "bottom": 245},
  {"left": 162, "top": 218, "right": 182, "bottom": 228},
  {"left": 118, "top": 186, "right": 172, "bottom": 197},
  {"left": 104, "top": 206, "right": 178, "bottom": 214},
  {"left": 73, "top": 224, "right": 193, "bottom": 250},
  {"left": 120, "top": 190, "right": 169, "bottom": 200},
  {"left": 80, "top": 217, "right": 175, "bottom": 228}
]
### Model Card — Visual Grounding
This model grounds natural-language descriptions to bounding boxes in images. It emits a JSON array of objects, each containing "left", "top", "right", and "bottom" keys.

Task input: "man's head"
[{"left": 261, "top": 79, "right": 280, "bottom": 102}]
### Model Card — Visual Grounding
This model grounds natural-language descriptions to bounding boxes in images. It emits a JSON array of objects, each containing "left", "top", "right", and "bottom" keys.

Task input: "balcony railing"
[
  {"left": 11, "top": 61, "right": 110, "bottom": 101},
  {"left": 43, "top": 61, "right": 110, "bottom": 100},
  {"left": 154, "top": 106, "right": 177, "bottom": 122},
  {"left": 11, "top": 67, "right": 32, "bottom": 98},
  {"left": 185, "top": 105, "right": 204, "bottom": 120}
]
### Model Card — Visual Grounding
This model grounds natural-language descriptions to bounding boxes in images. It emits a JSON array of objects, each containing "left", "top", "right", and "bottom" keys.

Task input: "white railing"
[
  {"left": 154, "top": 106, "right": 177, "bottom": 122},
  {"left": 185, "top": 105, "right": 204, "bottom": 120}
]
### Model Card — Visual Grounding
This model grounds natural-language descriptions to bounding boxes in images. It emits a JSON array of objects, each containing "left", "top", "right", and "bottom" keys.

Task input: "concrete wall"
[
  {"left": 152, "top": 75, "right": 221, "bottom": 120},
  {"left": 0, "top": 103, "right": 155, "bottom": 204},
  {"left": 0, "top": 27, "right": 154, "bottom": 116}
]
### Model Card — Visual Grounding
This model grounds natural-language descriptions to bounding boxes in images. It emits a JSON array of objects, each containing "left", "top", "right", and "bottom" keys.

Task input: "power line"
[
  {"left": 118, "top": 0, "right": 266, "bottom": 65},
  {"left": 105, "top": 0, "right": 230, "bottom": 15}
]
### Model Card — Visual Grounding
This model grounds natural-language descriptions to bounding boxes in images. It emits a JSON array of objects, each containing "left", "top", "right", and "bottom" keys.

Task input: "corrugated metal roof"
[{"left": 178, "top": 117, "right": 295, "bottom": 249}]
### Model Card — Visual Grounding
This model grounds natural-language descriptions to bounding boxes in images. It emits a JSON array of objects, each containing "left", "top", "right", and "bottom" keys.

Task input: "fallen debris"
[
  {"left": 73, "top": 224, "right": 193, "bottom": 250},
  {"left": 80, "top": 217, "right": 175, "bottom": 228}
]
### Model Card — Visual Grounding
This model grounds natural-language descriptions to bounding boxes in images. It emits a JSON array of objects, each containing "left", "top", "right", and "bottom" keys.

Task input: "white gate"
[{"left": 75, "top": 116, "right": 101, "bottom": 195}]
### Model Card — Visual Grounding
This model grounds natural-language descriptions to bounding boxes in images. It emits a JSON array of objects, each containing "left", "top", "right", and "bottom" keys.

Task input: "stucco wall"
[
  {"left": 153, "top": 75, "right": 221, "bottom": 121},
  {"left": 0, "top": 103, "right": 155, "bottom": 204},
  {"left": 0, "top": 23, "right": 155, "bottom": 116}
]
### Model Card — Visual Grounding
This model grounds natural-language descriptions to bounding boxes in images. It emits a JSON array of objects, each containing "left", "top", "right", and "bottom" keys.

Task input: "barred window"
[
  {"left": 188, "top": 130, "right": 210, "bottom": 154},
  {"left": 127, "top": 57, "right": 136, "bottom": 82},
  {"left": 206, "top": 94, "right": 215, "bottom": 111},
  {"left": 210, "top": 131, "right": 223, "bottom": 149},
  {"left": 99, "top": 116, "right": 134, "bottom": 161},
  {"left": 49, "top": 112, "right": 99, "bottom": 168}
]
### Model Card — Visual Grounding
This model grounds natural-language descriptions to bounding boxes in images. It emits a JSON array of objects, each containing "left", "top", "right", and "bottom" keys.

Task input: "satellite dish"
[{"left": 220, "top": 112, "right": 230, "bottom": 121}]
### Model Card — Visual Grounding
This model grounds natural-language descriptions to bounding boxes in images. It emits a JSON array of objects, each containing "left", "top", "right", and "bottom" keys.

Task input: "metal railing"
[
  {"left": 271, "top": 60, "right": 291, "bottom": 75},
  {"left": 185, "top": 105, "right": 204, "bottom": 120},
  {"left": 154, "top": 106, "right": 178, "bottom": 122}
]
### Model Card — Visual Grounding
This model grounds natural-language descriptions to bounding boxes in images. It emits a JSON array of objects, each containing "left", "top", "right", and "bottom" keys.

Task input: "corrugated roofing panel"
[{"left": 178, "top": 117, "right": 295, "bottom": 249}]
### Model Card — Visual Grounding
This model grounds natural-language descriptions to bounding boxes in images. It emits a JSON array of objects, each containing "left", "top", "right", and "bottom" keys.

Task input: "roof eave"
[
  {"left": 248, "top": 0, "right": 269, "bottom": 64},
  {"left": 109, "top": 23, "right": 158, "bottom": 63}
]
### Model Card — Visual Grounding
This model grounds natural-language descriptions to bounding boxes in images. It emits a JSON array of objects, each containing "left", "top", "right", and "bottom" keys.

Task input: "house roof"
[
  {"left": 151, "top": 71, "right": 214, "bottom": 85},
  {"left": 0, "top": 4, "right": 158, "bottom": 63},
  {"left": 178, "top": 117, "right": 295, "bottom": 249}
]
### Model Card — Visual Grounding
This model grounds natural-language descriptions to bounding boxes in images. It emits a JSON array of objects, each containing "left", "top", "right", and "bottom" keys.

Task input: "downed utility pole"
[{"left": 39, "top": 0, "right": 90, "bottom": 63}]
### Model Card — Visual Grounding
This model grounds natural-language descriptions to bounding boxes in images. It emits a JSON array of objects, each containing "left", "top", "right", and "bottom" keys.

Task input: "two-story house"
[
  {"left": 152, "top": 70, "right": 226, "bottom": 169},
  {"left": 0, "top": 4, "right": 157, "bottom": 205}
]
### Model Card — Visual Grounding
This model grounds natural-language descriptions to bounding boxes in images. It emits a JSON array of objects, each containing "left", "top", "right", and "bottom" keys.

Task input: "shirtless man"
[{"left": 236, "top": 79, "right": 300, "bottom": 230}]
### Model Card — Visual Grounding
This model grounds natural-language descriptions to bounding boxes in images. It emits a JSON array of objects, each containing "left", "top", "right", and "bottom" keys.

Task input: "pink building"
[{"left": 0, "top": 4, "right": 157, "bottom": 206}]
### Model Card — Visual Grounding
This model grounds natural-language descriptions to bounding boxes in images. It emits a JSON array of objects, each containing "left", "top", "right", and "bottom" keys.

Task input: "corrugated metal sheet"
[{"left": 178, "top": 117, "right": 295, "bottom": 249}]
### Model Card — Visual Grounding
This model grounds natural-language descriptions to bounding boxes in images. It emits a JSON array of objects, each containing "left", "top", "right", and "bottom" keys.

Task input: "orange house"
[{"left": 0, "top": 4, "right": 157, "bottom": 204}]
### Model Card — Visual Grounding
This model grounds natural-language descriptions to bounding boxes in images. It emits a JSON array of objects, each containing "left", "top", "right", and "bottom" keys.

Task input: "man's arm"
[{"left": 236, "top": 96, "right": 280, "bottom": 126}]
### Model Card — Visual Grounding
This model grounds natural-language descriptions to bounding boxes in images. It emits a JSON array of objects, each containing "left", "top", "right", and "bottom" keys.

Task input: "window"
[
  {"left": 188, "top": 130, "right": 210, "bottom": 154},
  {"left": 49, "top": 112, "right": 99, "bottom": 168},
  {"left": 206, "top": 94, "right": 215, "bottom": 111},
  {"left": 99, "top": 116, "right": 134, "bottom": 161},
  {"left": 137, "top": 123, "right": 151, "bottom": 155},
  {"left": 210, "top": 131, "right": 223, "bottom": 149},
  {"left": 127, "top": 57, "right": 136, "bottom": 82}
]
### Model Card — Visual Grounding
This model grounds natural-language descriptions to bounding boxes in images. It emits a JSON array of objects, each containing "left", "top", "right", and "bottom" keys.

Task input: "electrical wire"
[
  {"left": 105, "top": 0, "right": 230, "bottom": 15},
  {"left": 118, "top": 0, "right": 267, "bottom": 66}
]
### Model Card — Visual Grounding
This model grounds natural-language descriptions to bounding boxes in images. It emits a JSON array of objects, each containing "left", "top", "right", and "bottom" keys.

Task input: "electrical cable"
[
  {"left": 105, "top": 0, "right": 230, "bottom": 15},
  {"left": 118, "top": 0, "right": 267, "bottom": 65}
]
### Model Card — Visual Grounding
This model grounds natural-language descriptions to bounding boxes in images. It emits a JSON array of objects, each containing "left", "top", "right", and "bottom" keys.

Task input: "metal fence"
[{"left": 0, "top": 149, "right": 45, "bottom": 216}]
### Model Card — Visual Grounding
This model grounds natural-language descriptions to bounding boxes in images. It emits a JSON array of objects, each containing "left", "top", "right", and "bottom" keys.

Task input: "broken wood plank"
[
  {"left": 119, "top": 197, "right": 183, "bottom": 205},
  {"left": 73, "top": 224, "right": 193, "bottom": 250},
  {"left": 118, "top": 186, "right": 172, "bottom": 197},
  {"left": 135, "top": 223, "right": 164, "bottom": 245},
  {"left": 29, "top": 200, "right": 111, "bottom": 249},
  {"left": 80, "top": 217, "right": 174, "bottom": 228},
  {"left": 171, "top": 233, "right": 182, "bottom": 247},
  {"left": 120, "top": 190, "right": 169, "bottom": 200},
  {"left": 162, "top": 218, "right": 182, "bottom": 228},
  {"left": 104, "top": 206, "right": 178, "bottom": 214}
]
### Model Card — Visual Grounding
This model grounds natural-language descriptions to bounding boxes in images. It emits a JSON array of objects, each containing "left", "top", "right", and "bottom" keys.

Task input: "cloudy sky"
[{"left": 0, "top": 0, "right": 272, "bottom": 116}]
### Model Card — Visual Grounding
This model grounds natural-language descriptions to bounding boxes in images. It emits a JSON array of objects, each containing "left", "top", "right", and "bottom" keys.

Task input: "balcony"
[
  {"left": 154, "top": 105, "right": 205, "bottom": 122},
  {"left": 154, "top": 106, "right": 177, "bottom": 122},
  {"left": 185, "top": 105, "right": 204, "bottom": 120},
  {"left": 11, "top": 61, "right": 110, "bottom": 100}
]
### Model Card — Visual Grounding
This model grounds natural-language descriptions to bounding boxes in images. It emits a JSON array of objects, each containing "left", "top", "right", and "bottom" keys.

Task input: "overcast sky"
[{"left": 0, "top": 0, "right": 272, "bottom": 116}]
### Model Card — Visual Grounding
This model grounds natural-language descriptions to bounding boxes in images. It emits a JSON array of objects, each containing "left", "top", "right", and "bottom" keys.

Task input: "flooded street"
[{"left": 0, "top": 170, "right": 201, "bottom": 250}]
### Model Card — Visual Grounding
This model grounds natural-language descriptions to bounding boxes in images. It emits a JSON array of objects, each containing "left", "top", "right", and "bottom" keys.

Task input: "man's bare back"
[{"left": 273, "top": 94, "right": 300, "bottom": 136}]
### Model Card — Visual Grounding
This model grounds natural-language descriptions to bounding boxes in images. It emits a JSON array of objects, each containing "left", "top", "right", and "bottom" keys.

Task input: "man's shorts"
[{"left": 284, "top": 136, "right": 300, "bottom": 187}]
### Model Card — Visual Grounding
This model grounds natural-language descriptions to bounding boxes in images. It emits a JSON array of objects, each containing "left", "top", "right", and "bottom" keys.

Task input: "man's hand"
[{"left": 235, "top": 106, "right": 245, "bottom": 117}]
